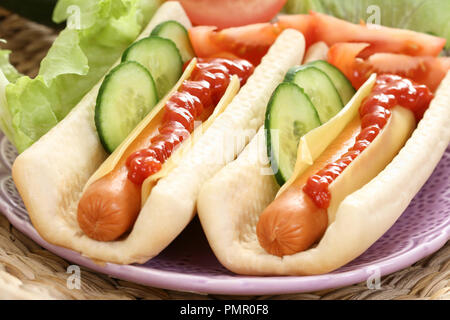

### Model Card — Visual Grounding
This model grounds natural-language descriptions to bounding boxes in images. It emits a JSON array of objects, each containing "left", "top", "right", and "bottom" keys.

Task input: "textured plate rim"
[
  {"left": 0, "top": 175, "right": 449, "bottom": 295},
  {"left": 0, "top": 131, "right": 449, "bottom": 295}
]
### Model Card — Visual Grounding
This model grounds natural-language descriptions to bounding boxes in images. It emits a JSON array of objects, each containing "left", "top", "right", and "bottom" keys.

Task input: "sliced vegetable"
[
  {"left": 189, "top": 24, "right": 281, "bottom": 66},
  {"left": 95, "top": 61, "right": 158, "bottom": 153},
  {"left": 189, "top": 12, "right": 446, "bottom": 65},
  {"left": 327, "top": 42, "right": 450, "bottom": 91},
  {"left": 188, "top": 15, "right": 312, "bottom": 65},
  {"left": 307, "top": 60, "right": 355, "bottom": 105},
  {"left": 284, "top": 0, "right": 450, "bottom": 50},
  {"left": 122, "top": 36, "right": 183, "bottom": 99},
  {"left": 367, "top": 54, "right": 450, "bottom": 92},
  {"left": 285, "top": 65, "right": 343, "bottom": 123},
  {"left": 151, "top": 20, "right": 195, "bottom": 62},
  {"left": 310, "top": 11, "right": 446, "bottom": 58},
  {"left": 265, "top": 82, "right": 321, "bottom": 186}
]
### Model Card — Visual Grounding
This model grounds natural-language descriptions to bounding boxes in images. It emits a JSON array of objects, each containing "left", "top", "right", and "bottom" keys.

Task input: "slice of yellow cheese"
[
  {"left": 327, "top": 106, "right": 415, "bottom": 223},
  {"left": 82, "top": 59, "right": 198, "bottom": 191},
  {"left": 277, "top": 74, "right": 377, "bottom": 196},
  {"left": 140, "top": 76, "right": 240, "bottom": 204}
]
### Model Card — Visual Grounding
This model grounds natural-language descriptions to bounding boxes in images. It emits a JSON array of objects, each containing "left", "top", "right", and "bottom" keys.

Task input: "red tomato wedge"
[
  {"left": 189, "top": 12, "right": 446, "bottom": 65},
  {"left": 327, "top": 42, "right": 450, "bottom": 92},
  {"left": 190, "top": 23, "right": 285, "bottom": 65},
  {"left": 189, "top": 15, "right": 312, "bottom": 65},
  {"left": 178, "top": 0, "right": 287, "bottom": 29}
]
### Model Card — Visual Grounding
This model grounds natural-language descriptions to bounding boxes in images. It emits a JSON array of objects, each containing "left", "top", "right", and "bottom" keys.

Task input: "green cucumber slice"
[
  {"left": 122, "top": 36, "right": 182, "bottom": 99},
  {"left": 95, "top": 61, "right": 158, "bottom": 153},
  {"left": 265, "top": 82, "right": 321, "bottom": 186},
  {"left": 285, "top": 65, "right": 344, "bottom": 123},
  {"left": 151, "top": 20, "right": 195, "bottom": 63},
  {"left": 307, "top": 60, "right": 356, "bottom": 105}
]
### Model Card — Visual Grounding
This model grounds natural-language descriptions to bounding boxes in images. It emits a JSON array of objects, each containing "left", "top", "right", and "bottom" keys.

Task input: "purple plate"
[{"left": 0, "top": 133, "right": 449, "bottom": 295}]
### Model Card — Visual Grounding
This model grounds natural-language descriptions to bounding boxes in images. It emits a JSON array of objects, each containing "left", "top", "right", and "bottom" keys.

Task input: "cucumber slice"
[
  {"left": 307, "top": 60, "right": 356, "bottom": 105},
  {"left": 122, "top": 36, "right": 182, "bottom": 99},
  {"left": 151, "top": 20, "right": 195, "bottom": 63},
  {"left": 95, "top": 61, "right": 158, "bottom": 153},
  {"left": 285, "top": 65, "right": 344, "bottom": 123},
  {"left": 265, "top": 82, "right": 322, "bottom": 186}
]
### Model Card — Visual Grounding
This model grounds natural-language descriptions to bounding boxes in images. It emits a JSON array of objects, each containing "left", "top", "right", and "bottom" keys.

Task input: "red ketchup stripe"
[
  {"left": 126, "top": 58, "right": 254, "bottom": 185},
  {"left": 303, "top": 74, "right": 433, "bottom": 209}
]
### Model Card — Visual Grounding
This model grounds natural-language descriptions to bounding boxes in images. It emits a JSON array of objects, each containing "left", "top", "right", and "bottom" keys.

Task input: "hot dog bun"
[
  {"left": 257, "top": 106, "right": 415, "bottom": 256},
  {"left": 12, "top": 26, "right": 306, "bottom": 264},
  {"left": 197, "top": 71, "right": 450, "bottom": 275}
]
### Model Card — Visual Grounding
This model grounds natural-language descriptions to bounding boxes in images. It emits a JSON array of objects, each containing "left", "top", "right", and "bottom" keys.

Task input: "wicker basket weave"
[{"left": 0, "top": 7, "right": 449, "bottom": 300}]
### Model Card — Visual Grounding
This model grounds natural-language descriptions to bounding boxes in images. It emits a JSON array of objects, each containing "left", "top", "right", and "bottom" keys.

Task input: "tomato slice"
[
  {"left": 189, "top": 12, "right": 446, "bottom": 65},
  {"left": 327, "top": 43, "right": 372, "bottom": 89},
  {"left": 368, "top": 54, "right": 450, "bottom": 93},
  {"left": 327, "top": 42, "right": 450, "bottom": 92},
  {"left": 189, "top": 15, "right": 313, "bottom": 65},
  {"left": 312, "top": 12, "right": 446, "bottom": 58},
  {"left": 189, "top": 24, "right": 283, "bottom": 65},
  {"left": 178, "top": 0, "right": 287, "bottom": 29},
  {"left": 188, "top": 26, "right": 224, "bottom": 58}
]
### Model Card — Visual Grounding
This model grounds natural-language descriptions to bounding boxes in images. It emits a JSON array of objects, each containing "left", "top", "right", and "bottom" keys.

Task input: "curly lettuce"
[
  {"left": 0, "top": 49, "right": 21, "bottom": 83},
  {"left": 0, "top": 0, "right": 161, "bottom": 153}
]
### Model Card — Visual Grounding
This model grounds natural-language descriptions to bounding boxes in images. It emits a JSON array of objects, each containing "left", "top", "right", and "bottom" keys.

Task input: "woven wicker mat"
[{"left": 0, "top": 8, "right": 449, "bottom": 300}]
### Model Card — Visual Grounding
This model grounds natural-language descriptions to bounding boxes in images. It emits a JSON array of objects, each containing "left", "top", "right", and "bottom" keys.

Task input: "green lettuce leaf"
[
  {"left": 1, "top": 0, "right": 161, "bottom": 153},
  {"left": 0, "top": 49, "right": 21, "bottom": 83},
  {"left": 0, "top": 71, "right": 16, "bottom": 146},
  {"left": 284, "top": 0, "right": 450, "bottom": 49},
  {"left": 5, "top": 76, "right": 59, "bottom": 151}
]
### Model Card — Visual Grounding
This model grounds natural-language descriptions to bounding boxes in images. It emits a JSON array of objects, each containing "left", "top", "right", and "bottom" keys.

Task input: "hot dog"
[
  {"left": 197, "top": 71, "right": 449, "bottom": 276},
  {"left": 4, "top": 1, "right": 449, "bottom": 278},
  {"left": 77, "top": 57, "right": 254, "bottom": 242},
  {"left": 257, "top": 75, "right": 430, "bottom": 257},
  {"left": 257, "top": 107, "right": 416, "bottom": 256},
  {"left": 256, "top": 116, "right": 361, "bottom": 256},
  {"left": 12, "top": 28, "right": 306, "bottom": 264}
]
